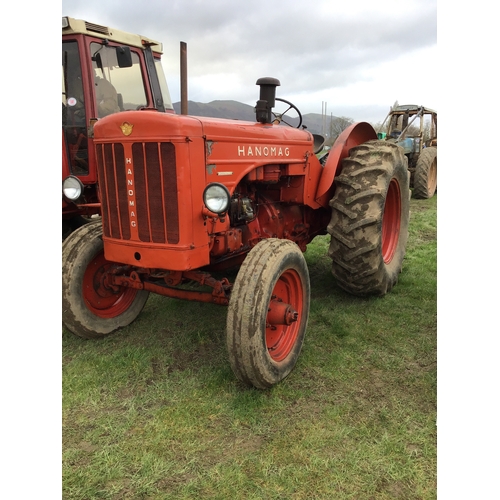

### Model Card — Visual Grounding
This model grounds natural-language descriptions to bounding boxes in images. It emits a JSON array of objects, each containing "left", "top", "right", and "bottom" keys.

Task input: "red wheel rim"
[
  {"left": 82, "top": 251, "right": 139, "bottom": 318},
  {"left": 428, "top": 159, "right": 437, "bottom": 194},
  {"left": 382, "top": 179, "right": 401, "bottom": 264},
  {"left": 265, "top": 269, "right": 303, "bottom": 362}
]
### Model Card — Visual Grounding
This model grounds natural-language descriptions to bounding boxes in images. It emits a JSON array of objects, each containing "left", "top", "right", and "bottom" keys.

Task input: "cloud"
[{"left": 62, "top": 0, "right": 437, "bottom": 121}]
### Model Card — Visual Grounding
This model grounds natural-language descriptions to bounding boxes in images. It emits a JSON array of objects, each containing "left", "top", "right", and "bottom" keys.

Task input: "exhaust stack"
[
  {"left": 180, "top": 41, "right": 188, "bottom": 115},
  {"left": 255, "top": 77, "right": 280, "bottom": 124}
]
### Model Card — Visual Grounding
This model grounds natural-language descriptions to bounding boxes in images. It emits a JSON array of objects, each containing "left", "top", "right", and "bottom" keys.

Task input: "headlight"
[
  {"left": 203, "top": 183, "right": 230, "bottom": 214},
  {"left": 62, "top": 175, "right": 84, "bottom": 201}
]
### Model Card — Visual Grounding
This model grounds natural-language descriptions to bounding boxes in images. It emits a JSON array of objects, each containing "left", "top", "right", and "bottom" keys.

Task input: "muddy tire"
[
  {"left": 413, "top": 147, "right": 437, "bottom": 199},
  {"left": 226, "top": 239, "right": 310, "bottom": 389},
  {"left": 328, "top": 140, "right": 410, "bottom": 296},
  {"left": 62, "top": 222, "right": 149, "bottom": 339}
]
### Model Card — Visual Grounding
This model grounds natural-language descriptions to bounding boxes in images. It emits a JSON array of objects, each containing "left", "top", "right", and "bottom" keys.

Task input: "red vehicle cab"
[{"left": 62, "top": 16, "right": 174, "bottom": 238}]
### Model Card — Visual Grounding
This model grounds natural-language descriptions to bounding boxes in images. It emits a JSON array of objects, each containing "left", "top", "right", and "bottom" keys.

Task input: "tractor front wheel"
[
  {"left": 328, "top": 140, "right": 410, "bottom": 296},
  {"left": 62, "top": 222, "right": 149, "bottom": 339},
  {"left": 226, "top": 239, "right": 310, "bottom": 389},
  {"left": 413, "top": 146, "right": 437, "bottom": 199}
]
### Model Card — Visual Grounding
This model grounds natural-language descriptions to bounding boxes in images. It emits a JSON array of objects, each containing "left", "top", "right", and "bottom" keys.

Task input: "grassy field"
[{"left": 62, "top": 195, "right": 437, "bottom": 499}]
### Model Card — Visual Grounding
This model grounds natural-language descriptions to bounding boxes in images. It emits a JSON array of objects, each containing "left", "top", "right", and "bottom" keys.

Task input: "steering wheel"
[{"left": 272, "top": 97, "right": 303, "bottom": 129}]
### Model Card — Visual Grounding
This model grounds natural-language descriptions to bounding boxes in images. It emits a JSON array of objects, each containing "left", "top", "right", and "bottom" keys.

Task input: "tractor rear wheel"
[
  {"left": 413, "top": 146, "right": 437, "bottom": 199},
  {"left": 328, "top": 140, "right": 410, "bottom": 296},
  {"left": 226, "top": 239, "right": 310, "bottom": 389},
  {"left": 62, "top": 222, "right": 149, "bottom": 339}
]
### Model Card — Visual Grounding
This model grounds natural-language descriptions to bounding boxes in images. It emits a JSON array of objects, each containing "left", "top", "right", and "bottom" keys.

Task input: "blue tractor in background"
[{"left": 378, "top": 104, "right": 437, "bottom": 199}]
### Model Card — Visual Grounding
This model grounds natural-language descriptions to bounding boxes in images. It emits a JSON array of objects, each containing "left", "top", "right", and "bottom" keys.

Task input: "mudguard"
[{"left": 315, "top": 122, "right": 377, "bottom": 207}]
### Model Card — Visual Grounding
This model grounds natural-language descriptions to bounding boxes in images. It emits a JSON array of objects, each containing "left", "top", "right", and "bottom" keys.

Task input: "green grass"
[{"left": 63, "top": 195, "right": 437, "bottom": 499}]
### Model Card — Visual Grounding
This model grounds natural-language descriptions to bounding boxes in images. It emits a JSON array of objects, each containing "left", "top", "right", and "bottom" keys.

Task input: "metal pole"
[{"left": 180, "top": 41, "right": 188, "bottom": 115}]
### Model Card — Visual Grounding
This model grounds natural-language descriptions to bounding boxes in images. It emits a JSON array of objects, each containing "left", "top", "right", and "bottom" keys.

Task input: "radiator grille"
[{"left": 96, "top": 142, "right": 179, "bottom": 243}]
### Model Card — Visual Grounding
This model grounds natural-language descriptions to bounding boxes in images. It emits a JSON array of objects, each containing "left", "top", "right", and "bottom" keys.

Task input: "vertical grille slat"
[
  {"left": 146, "top": 143, "right": 167, "bottom": 243},
  {"left": 95, "top": 144, "right": 110, "bottom": 238},
  {"left": 161, "top": 143, "right": 179, "bottom": 244},
  {"left": 98, "top": 141, "right": 179, "bottom": 244},
  {"left": 104, "top": 144, "right": 120, "bottom": 239}
]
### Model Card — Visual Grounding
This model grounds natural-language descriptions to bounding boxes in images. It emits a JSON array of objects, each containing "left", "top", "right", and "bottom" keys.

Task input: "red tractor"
[
  {"left": 62, "top": 16, "right": 174, "bottom": 238},
  {"left": 62, "top": 77, "right": 411, "bottom": 389}
]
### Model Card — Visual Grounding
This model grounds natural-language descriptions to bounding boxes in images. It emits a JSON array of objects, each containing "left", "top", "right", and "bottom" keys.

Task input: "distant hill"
[
  {"left": 173, "top": 100, "right": 256, "bottom": 121},
  {"left": 172, "top": 100, "right": 332, "bottom": 136}
]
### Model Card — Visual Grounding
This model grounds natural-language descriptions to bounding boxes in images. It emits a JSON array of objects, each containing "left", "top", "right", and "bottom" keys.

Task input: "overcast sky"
[
  {"left": 4, "top": 5, "right": 500, "bottom": 495},
  {"left": 62, "top": 0, "right": 437, "bottom": 123}
]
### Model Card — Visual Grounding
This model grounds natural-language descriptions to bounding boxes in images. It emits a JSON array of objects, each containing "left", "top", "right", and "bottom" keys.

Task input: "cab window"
[{"left": 90, "top": 43, "right": 148, "bottom": 117}]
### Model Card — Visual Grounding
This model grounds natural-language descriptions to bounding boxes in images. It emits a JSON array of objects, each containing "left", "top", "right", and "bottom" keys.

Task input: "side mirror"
[{"left": 116, "top": 46, "right": 133, "bottom": 68}]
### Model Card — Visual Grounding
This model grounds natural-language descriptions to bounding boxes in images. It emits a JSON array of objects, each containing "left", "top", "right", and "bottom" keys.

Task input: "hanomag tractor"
[
  {"left": 62, "top": 77, "right": 411, "bottom": 389},
  {"left": 62, "top": 16, "right": 174, "bottom": 239},
  {"left": 379, "top": 104, "right": 437, "bottom": 199}
]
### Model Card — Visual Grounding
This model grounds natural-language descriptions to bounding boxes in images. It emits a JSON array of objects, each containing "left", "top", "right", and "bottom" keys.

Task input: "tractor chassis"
[
  {"left": 109, "top": 268, "right": 232, "bottom": 306},
  {"left": 102, "top": 265, "right": 300, "bottom": 330}
]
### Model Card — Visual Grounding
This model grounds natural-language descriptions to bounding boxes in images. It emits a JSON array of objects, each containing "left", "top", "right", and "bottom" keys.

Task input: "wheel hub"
[
  {"left": 267, "top": 296, "right": 299, "bottom": 326},
  {"left": 82, "top": 251, "right": 140, "bottom": 317}
]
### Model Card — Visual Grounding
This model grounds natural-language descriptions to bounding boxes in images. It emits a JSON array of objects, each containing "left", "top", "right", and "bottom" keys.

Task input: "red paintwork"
[
  {"left": 82, "top": 249, "right": 142, "bottom": 317},
  {"left": 315, "top": 122, "right": 377, "bottom": 207},
  {"left": 62, "top": 32, "right": 166, "bottom": 223},
  {"left": 90, "top": 108, "right": 377, "bottom": 313},
  {"left": 265, "top": 269, "right": 303, "bottom": 362},
  {"left": 381, "top": 178, "right": 401, "bottom": 263},
  {"left": 110, "top": 269, "right": 231, "bottom": 305}
]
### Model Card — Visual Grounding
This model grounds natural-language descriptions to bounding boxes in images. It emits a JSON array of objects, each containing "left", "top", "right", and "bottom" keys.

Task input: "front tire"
[
  {"left": 62, "top": 222, "right": 149, "bottom": 339},
  {"left": 413, "top": 146, "right": 437, "bottom": 199},
  {"left": 226, "top": 239, "right": 310, "bottom": 389},
  {"left": 328, "top": 140, "right": 410, "bottom": 296}
]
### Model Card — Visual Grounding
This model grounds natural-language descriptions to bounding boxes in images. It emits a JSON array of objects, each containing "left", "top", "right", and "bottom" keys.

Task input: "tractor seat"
[{"left": 313, "top": 134, "right": 325, "bottom": 154}]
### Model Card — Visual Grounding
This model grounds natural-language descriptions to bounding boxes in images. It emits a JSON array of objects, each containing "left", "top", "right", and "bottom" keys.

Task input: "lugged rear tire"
[
  {"left": 413, "top": 146, "right": 437, "bottom": 199},
  {"left": 62, "top": 222, "right": 149, "bottom": 339},
  {"left": 327, "top": 140, "right": 410, "bottom": 296}
]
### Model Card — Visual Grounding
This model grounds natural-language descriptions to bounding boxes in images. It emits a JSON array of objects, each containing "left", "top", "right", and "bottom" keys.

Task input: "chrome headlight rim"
[
  {"left": 203, "top": 183, "right": 231, "bottom": 214},
  {"left": 62, "top": 175, "right": 84, "bottom": 202}
]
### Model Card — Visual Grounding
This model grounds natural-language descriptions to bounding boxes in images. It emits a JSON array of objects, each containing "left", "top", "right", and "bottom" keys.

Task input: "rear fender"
[{"left": 315, "top": 122, "right": 377, "bottom": 207}]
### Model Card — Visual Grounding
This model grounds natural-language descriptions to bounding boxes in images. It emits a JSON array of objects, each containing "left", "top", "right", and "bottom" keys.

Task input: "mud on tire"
[
  {"left": 413, "top": 146, "right": 437, "bottom": 199},
  {"left": 62, "top": 222, "right": 149, "bottom": 339},
  {"left": 327, "top": 140, "right": 410, "bottom": 296},
  {"left": 226, "top": 239, "right": 310, "bottom": 389}
]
